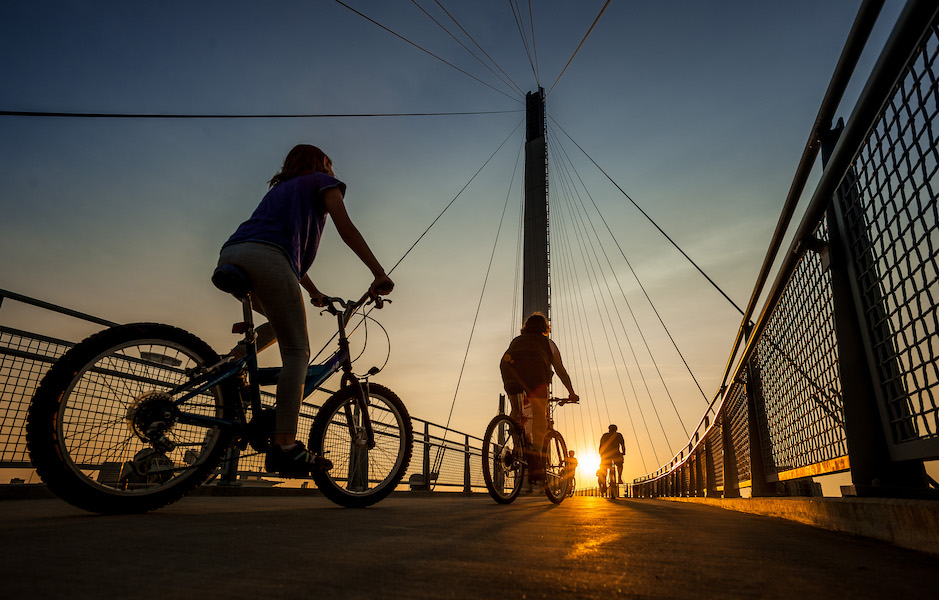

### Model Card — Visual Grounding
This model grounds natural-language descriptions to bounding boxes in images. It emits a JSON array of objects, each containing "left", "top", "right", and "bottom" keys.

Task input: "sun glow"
[{"left": 576, "top": 450, "right": 601, "bottom": 484}]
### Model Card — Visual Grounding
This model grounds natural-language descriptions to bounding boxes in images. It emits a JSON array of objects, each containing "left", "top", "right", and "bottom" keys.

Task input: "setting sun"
[{"left": 575, "top": 450, "right": 601, "bottom": 485}]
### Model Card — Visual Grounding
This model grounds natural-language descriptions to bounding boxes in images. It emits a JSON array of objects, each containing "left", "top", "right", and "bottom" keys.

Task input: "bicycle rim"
[
  {"left": 309, "top": 384, "right": 412, "bottom": 508},
  {"left": 27, "top": 324, "right": 233, "bottom": 513},
  {"left": 482, "top": 415, "right": 523, "bottom": 504},
  {"left": 542, "top": 429, "right": 569, "bottom": 504}
]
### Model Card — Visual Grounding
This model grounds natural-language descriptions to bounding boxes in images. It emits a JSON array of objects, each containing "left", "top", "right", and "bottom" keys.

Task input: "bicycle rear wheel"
[
  {"left": 482, "top": 415, "right": 524, "bottom": 504},
  {"left": 542, "top": 429, "right": 569, "bottom": 504},
  {"left": 308, "top": 383, "right": 412, "bottom": 508},
  {"left": 26, "top": 323, "right": 236, "bottom": 514}
]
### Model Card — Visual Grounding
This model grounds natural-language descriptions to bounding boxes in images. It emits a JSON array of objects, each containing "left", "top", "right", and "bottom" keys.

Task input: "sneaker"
[{"left": 265, "top": 442, "right": 333, "bottom": 478}]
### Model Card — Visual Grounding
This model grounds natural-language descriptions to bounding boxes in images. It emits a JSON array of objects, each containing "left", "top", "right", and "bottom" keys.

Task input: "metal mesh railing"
[
  {"left": 0, "top": 295, "right": 485, "bottom": 492},
  {"left": 705, "top": 422, "right": 723, "bottom": 490},
  {"left": 753, "top": 221, "right": 847, "bottom": 476},
  {"left": 724, "top": 381, "right": 751, "bottom": 485},
  {"left": 633, "top": 2, "right": 939, "bottom": 498},
  {"left": 839, "top": 22, "right": 939, "bottom": 450},
  {"left": 0, "top": 327, "right": 72, "bottom": 467}
]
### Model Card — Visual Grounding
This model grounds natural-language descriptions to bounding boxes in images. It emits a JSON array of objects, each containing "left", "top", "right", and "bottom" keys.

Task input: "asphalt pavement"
[{"left": 1, "top": 494, "right": 936, "bottom": 599}]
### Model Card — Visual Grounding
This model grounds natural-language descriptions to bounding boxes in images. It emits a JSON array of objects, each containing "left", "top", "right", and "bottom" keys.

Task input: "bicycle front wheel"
[
  {"left": 542, "top": 429, "right": 569, "bottom": 504},
  {"left": 481, "top": 415, "right": 524, "bottom": 504},
  {"left": 26, "top": 323, "right": 236, "bottom": 514},
  {"left": 308, "top": 383, "right": 412, "bottom": 508}
]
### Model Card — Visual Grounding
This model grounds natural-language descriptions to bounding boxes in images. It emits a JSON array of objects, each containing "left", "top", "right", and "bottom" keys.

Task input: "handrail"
[
  {"left": 0, "top": 288, "right": 117, "bottom": 328},
  {"left": 635, "top": 0, "right": 939, "bottom": 486},
  {"left": 741, "top": 0, "right": 939, "bottom": 380},
  {"left": 717, "top": 0, "right": 886, "bottom": 393}
]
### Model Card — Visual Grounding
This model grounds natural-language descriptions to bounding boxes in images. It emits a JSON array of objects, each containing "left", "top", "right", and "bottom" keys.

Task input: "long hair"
[
  {"left": 268, "top": 144, "right": 332, "bottom": 188},
  {"left": 520, "top": 312, "right": 549, "bottom": 335}
]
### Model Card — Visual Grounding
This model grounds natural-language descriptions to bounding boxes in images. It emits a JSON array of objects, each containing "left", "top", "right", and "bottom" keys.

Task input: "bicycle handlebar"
[{"left": 312, "top": 292, "right": 391, "bottom": 316}]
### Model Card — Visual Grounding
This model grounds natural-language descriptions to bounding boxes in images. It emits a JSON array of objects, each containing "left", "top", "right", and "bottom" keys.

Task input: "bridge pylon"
[{"left": 522, "top": 87, "right": 549, "bottom": 322}]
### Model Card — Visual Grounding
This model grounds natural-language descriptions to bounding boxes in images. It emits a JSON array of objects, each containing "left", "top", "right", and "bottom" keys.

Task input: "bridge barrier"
[
  {"left": 0, "top": 288, "right": 488, "bottom": 492},
  {"left": 633, "top": 0, "right": 939, "bottom": 499}
]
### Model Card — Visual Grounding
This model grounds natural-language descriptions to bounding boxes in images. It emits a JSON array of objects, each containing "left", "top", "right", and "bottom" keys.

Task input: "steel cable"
[
  {"left": 429, "top": 138, "right": 526, "bottom": 487},
  {"left": 551, "top": 148, "right": 665, "bottom": 466},
  {"left": 550, "top": 116, "right": 746, "bottom": 322},
  {"left": 548, "top": 125, "right": 696, "bottom": 434},
  {"left": 410, "top": 0, "right": 525, "bottom": 99},
  {"left": 333, "top": 0, "right": 524, "bottom": 104},
  {"left": 546, "top": 0, "right": 612, "bottom": 96}
]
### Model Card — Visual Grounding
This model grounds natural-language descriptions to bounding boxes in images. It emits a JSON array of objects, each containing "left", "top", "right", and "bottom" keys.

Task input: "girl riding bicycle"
[{"left": 218, "top": 144, "right": 393, "bottom": 477}]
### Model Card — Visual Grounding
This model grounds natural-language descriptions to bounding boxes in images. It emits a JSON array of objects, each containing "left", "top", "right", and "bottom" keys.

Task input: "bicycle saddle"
[{"left": 212, "top": 264, "right": 253, "bottom": 298}]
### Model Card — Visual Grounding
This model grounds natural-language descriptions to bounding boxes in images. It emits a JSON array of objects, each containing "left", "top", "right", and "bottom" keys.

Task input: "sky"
[{"left": 0, "top": 0, "right": 910, "bottom": 484}]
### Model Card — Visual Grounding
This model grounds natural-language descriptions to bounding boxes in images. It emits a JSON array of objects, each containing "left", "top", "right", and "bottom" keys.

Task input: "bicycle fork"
[{"left": 341, "top": 372, "right": 376, "bottom": 450}]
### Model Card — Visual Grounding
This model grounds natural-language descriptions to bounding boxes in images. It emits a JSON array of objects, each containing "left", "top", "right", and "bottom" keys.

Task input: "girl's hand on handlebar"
[
  {"left": 309, "top": 290, "right": 329, "bottom": 307},
  {"left": 369, "top": 273, "right": 394, "bottom": 298}
]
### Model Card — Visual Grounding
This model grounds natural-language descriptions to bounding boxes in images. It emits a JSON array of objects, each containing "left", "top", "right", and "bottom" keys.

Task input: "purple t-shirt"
[{"left": 223, "top": 172, "right": 346, "bottom": 278}]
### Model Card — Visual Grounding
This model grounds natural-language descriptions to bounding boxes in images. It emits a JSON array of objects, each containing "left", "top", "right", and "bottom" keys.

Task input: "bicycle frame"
[{"left": 166, "top": 292, "right": 376, "bottom": 448}]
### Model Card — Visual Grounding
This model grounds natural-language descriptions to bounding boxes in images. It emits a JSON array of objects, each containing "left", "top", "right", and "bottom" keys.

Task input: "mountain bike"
[
  {"left": 481, "top": 394, "right": 576, "bottom": 505},
  {"left": 26, "top": 264, "right": 412, "bottom": 514}
]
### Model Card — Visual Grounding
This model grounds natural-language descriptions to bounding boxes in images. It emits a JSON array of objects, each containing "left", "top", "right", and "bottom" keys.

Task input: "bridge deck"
[{"left": 2, "top": 494, "right": 935, "bottom": 598}]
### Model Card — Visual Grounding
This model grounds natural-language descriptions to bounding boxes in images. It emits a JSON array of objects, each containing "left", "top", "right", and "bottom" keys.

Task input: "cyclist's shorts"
[{"left": 600, "top": 456, "right": 624, "bottom": 468}]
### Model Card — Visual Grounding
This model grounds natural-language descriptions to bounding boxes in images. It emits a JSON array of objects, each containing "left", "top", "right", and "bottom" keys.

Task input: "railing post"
[
  {"left": 703, "top": 416, "right": 719, "bottom": 497},
  {"left": 745, "top": 360, "right": 775, "bottom": 496},
  {"left": 822, "top": 122, "right": 929, "bottom": 497},
  {"left": 720, "top": 412, "right": 741, "bottom": 498},
  {"left": 694, "top": 448, "right": 704, "bottom": 497},
  {"left": 422, "top": 421, "right": 431, "bottom": 491},
  {"left": 463, "top": 434, "right": 471, "bottom": 494}
]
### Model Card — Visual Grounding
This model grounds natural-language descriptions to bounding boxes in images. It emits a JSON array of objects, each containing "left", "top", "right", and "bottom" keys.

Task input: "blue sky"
[{"left": 0, "top": 1, "right": 906, "bottom": 482}]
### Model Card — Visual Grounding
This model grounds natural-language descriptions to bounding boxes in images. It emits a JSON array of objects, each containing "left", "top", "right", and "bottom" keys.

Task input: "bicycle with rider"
[
  {"left": 598, "top": 424, "right": 626, "bottom": 487},
  {"left": 500, "top": 312, "right": 578, "bottom": 480}
]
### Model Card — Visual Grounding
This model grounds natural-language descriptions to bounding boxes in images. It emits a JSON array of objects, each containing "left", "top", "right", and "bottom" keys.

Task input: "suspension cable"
[
  {"left": 410, "top": 0, "right": 525, "bottom": 99},
  {"left": 550, "top": 251, "right": 604, "bottom": 471},
  {"left": 548, "top": 122, "right": 710, "bottom": 404},
  {"left": 550, "top": 154, "right": 665, "bottom": 466},
  {"left": 509, "top": 0, "right": 538, "bottom": 84},
  {"left": 549, "top": 116, "right": 746, "bottom": 316},
  {"left": 553, "top": 157, "right": 668, "bottom": 465},
  {"left": 430, "top": 136, "right": 525, "bottom": 485},
  {"left": 546, "top": 0, "right": 612, "bottom": 96},
  {"left": 551, "top": 175, "right": 656, "bottom": 469},
  {"left": 551, "top": 201, "right": 620, "bottom": 467},
  {"left": 527, "top": 0, "right": 541, "bottom": 86},
  {"left": 549, "top": 132, "right": 691, "bottom": 439},
  {"left": 388, "top": 119, "right": 523, "bottom": 275},
  {"left": 332, "top": 0, "right": 523, "bottom": 104},
  {"left": 0, "top": 109, "right": 523, "bottom": 120},
  {"left": 430, "top": 0, "right": 527, "bottom": 97},
  {"left": 550, "top": 125, "right": 704, "bottom": 417}
]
